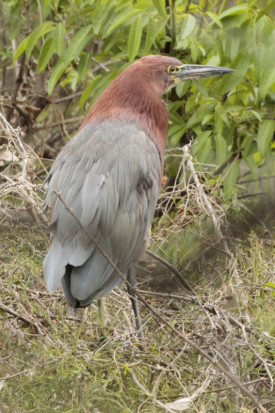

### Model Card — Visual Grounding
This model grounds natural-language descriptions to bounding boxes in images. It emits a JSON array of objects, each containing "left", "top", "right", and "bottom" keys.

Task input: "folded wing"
[{"left": 43, "top": 120, "right": 161, "bottom": 307}]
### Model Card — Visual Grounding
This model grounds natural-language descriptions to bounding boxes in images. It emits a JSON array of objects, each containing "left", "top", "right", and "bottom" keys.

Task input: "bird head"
[
  {"left": 82, "top": 55, "right": 233, "bottom": 159},
  {"left": 135, "top": 55, "right": 234, "bottom": 96}
]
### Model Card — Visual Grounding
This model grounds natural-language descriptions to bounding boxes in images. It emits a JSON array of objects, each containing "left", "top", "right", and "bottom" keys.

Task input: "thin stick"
[
  {"left": 52, "top": 190, "right": 268, "bottom": 413},
  {"left": 145, "top": 249, "right": 195, "bottom": 294},
  {"left": 0, "top": 303, "right": 44, "bottom": 335}
]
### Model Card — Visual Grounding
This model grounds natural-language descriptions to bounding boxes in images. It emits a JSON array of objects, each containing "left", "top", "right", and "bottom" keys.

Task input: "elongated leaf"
[
  {"left": 193, "top": 131, "right": 212, "bottom": 163},
  {"left": 106, "top": 8, "right": 140, "bottom": 36},
  {"left": 224, "top": 160, "right": 240, "bottom": 199},
  {"left": 128, "top": 15, "right": 143, "bottom": 62},
  {"left": 54, "top": 23, "right": 65, "bottom": 56},
  {"left": 255, "top": 44, "right": 275, "bottom": 100},
  {"left": 152, "top": 0, "right": 167, "bottom": 19},
  {"left": 243, "top": 153, "right": 259, "bottom": 179},
  {"left": 62, "top": 25, "right": 93, "bottom": 66},
  {"left": 215, "top": 103, "right": 223, "bottom": 136},
  {"left": 61, "top": 68, "right": 78, "bottom": 91},
  {"left": 206, "top": 12, "right": 223, "bottom": 29},
  {"left": 246, "top": 18, "right": 256, "bottom": 57},
  {"left": 92, "top": 1, "right": 114, "bottom": 35},
  {"left": 225, "top": 29, "right": 240, "bottom": 61},
  {"left": 185, "top": 102, "right": 215, "bottom": 129},
  {"left": 144, "top": 16, "right": 165, "bottom": 52},
  {"left": 37, "top": 37, "right": 55, "bottom": 72},
  {"left": 218, "top": 54, "right": 249, "bottom": 94},
  {"left": 257, "top": 120, "right": 275, "bottom": 156},
  {"left": 26, "top": 21, "right": 54, "bottom": 58},
  {"left": 47, "top": 61, "right": 66, "bottom": 95},
  {"left": 180, "top": 14, "right": 196, "bottom": 39},
  {"left": 264, "top": 282, "right": 275, "bottom": 290},
  {"left": 13, "top": 36, "right": 29, "bottom": 64},
  {"left": 215, "top": 133, "right": 227, "bottom": 163},
  {"left": 80, "top": 75, "right": 102, "bottom": 107},
  {"left": 78, "top": 53, "right": 91, "bottom": 82},
  {"left": 219, "top": 5, "right": 248, "bottom": 20}
]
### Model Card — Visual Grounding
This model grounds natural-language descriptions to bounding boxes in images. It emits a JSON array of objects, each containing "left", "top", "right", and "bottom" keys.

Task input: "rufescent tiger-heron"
[{"left": 43, "top": 55, "right": 233, "bottom": 334}]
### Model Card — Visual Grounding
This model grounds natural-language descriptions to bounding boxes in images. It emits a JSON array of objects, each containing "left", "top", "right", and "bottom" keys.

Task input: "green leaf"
[
  {"left": 215, "top": 103, "right": 223, "bottom": 136},
  {"left": 246, "top": 18, "right": 256, "bottom": 57},
  {"left": 36, "top": 107, "right": 50, "bottom": 123},
  {"left": 215, "top": 133, "right": 227, "bottom": 163},
  {"left": 257, "top": 120, "right": 275, "bottom": 156},
  {"left": 13, "top": 36, "right": 29, "bottom": 64},
  {"left": 185, "top": 102, "right": 215, "bottom": 129},
  {"left": 80, "top": 75, "right": 102, "bottom": 107},
  {"left": 61, "top": 68, "right": 78, "bottom": 91},
  {"left": 218, "top": 54, "right": 249, "bottom": 95},
  {"left": 106, "top": 8, "right": 140, "bottom": 36},
  {"left": 193, "top": 131, "right": 212, "bottom": 163},
  {"left": 37, "top": 37, "right": 55, "bottom": 72},
  {"left": 128, "top": 15, "right": 143, "bottom": 62},
  {"left": 255, "top": 44, "right": 275, "bottom": 100},
  {"left": 78, "top": 53, "right": 91, "bottom": 82},
  {"left": 26, "top": 21, "right": 54, "bottom": 58},
  {"left": 152, "top": 0, "right": 167, "bottom": 19},
  {"left": 219, "top": 5, "right": 249, "bottom": 20},
  {"left": 144, "top": 16, "right": 165, "bottom": 52},
  {"left": 47, "top": 61, "right": 66, "bottom": 95},
  {"left": 223, "top": 160, "right": 240, "bottom": 199},
  {"left": 225, "top": 29, "right": 240, "bottom": 61},
  {"left": 206, "top": 12, "right": 223, "bottom": 29},
  {"left": 180, "top": 14, "right": 196, "bottom": 39},
  {"left": 62, "top": 25, "right": 93, "bottom": 66},
  {"left": 243, "top": 153, "right": 259, "bottom": 179},
  {"left": 54, "top": 23, "right": 65, "bottom": 56},
  {"left": 91, "top": 1, "right": 114, "bottom": 35}
]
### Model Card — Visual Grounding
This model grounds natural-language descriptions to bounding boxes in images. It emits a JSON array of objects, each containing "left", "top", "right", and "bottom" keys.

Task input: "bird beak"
[{"left": 173, "top": 64, "right": 234, "bottom": 82}]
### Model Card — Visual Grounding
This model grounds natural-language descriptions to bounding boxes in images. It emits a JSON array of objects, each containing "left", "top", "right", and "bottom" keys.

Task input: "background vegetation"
[{"left": 0, "top": 0, "right": 274, "bottom": 412}]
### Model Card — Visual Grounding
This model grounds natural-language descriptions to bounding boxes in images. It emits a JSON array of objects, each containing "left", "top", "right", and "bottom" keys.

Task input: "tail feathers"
[
  {"left": 61, "top": 264, "right": 77, "bottom": 307},
  {"left": 70, "top": 246, "right": 115, "bottom": 301},
  {"left": 44, "top": 237, "right": 124, "bottom": 308},
  {"left": 62, "top": 250, "right": 123, "bottom": 308},
  {"left": 43, "top": 238, "right": 67, "bottom": 292},
  {"left": 63, "top": 268, "right": 122, "bottom": 308}
]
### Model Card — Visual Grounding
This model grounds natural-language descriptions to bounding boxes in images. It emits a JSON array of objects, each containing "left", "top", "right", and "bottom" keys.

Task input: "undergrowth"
[
  {"left": 0, "top": 104, "right": 274, "bottom": 413},
  {"left": 0, "top": 220, "right": 274, "bottom": 412}
]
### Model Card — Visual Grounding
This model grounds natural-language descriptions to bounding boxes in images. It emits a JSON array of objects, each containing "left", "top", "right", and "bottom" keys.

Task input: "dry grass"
[{"left": 0, "top": 112, "right": 275, "bottom": 412}]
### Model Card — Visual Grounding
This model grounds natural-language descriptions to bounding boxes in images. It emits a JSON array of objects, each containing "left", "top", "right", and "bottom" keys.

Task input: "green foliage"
[{"left": 1, "top": 0, "right": 275, "bottom": 199}]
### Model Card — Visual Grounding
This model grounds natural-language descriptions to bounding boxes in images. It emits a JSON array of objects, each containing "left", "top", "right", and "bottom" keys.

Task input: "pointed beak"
[{"left": 174, "top": 64, "right": 234, "bottom": 81}]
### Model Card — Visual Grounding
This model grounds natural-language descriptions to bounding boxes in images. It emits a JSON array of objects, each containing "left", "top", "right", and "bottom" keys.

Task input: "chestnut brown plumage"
[{"left": 44, "top": 55, "right": 232, "bottom": 330}]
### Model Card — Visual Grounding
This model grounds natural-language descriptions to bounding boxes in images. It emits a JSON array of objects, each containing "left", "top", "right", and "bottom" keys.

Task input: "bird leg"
[
  {"left": 127, "top": 265, "right": 144, "bottom": 339},
  {"left": 97, "top": 298, "right": 108, "bottom": 328}
]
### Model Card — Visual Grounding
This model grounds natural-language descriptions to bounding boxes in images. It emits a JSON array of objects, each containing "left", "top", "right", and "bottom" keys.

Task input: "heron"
[{"left": 43, "top": 55, "right": 233, "bottom": 333}]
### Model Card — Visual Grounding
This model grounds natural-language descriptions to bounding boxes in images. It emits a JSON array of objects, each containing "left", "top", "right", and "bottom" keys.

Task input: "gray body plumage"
[{"left": 43, "top": 120, "right": 161, "bottom": 307}]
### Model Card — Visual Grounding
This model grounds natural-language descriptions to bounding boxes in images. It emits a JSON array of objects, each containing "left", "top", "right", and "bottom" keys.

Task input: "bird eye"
[{"left": 169, "top": 65, "right": 176, "bottom": 74}]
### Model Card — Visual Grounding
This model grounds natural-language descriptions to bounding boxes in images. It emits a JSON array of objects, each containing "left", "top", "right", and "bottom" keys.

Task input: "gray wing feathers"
[
  {"left": 44, "top": 121, "right": 161, "bottom": 305},
  {"left": 43, "top": 237, "right": 67, "bottom": 292}
]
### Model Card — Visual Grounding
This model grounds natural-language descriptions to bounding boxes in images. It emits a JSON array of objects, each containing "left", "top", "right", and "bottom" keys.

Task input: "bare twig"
[
  {"left": 0, "top": 303, "right": 44, "bottom": 335},
  {"left": 0, "top": 112, "right": 28, "bottom": 178},
  {"left": 145, "top": 249, "right": 195, "bottom": 294}
]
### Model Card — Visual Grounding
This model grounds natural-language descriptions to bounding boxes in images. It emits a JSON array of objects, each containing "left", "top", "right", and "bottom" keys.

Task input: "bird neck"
[{"left": 81, "top": 77, "right": 169, "bottom": 164}]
